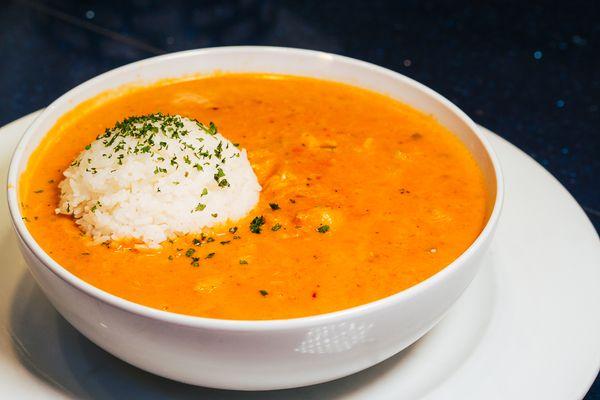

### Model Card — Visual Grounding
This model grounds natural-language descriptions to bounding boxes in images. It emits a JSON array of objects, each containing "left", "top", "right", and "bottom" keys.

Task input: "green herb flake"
[
  {"left": 269, "top": 203, "right": 280, "bottom": 210},
  {"left": 34, "top": 189, "right": 44, "bottom": 194},
  {"left": 213, "top": 167, "right": 230, "bottom": 188},
  {"left": 194, "top": 203, "right": 206, "bottom": 212},
  {"left": 90, "top": 201, "right": 102, "bottom": 213},
  {"left": 239, "top": 259, "right": 248, "bottom": 264},
  {"left": 205, "top": 252, "right": 215, "bottom": 259},
  {"left": 185, "top": 248, "right": 196, "bottom": 257},
  {"left": 207, "top": 122, "right": 217, "bottom": 135},
  {"left": 249, "top": 215, "right": 265, "bottom": 234},
  {"left": 228, "top": 226, "right": 238, "bottom": 234},
  {"left": 317, "top": 224, "right": 330, "bottom": 234},
  {"left": 271, "top": 223, "right": 282, "bottom": 231},
  {"left": 85, "top": 144, "right": 91, "bottom": 150},
  {"left": 259, "top": 290, "right": 269, "bottom": 296}
]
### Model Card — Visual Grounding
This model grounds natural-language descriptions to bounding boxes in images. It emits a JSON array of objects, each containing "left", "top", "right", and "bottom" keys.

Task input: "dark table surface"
[{"left": 1, "top": 0, "right": 599, "bottom": 398}]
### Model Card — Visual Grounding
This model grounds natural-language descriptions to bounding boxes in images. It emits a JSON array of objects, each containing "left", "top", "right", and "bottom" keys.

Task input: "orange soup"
[{"left": 20, "top": 74, "right": 488, "bottom": 320}]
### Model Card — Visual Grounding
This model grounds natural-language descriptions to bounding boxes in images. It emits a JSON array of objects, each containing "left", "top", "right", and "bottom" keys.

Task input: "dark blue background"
[{"left": 1, "top": 0, "right": 598, "bottom": 397}]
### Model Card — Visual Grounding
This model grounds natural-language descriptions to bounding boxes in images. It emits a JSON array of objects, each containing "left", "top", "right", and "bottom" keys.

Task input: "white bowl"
[{"left": 7, "top": 46, "right": 503, "bottom": 390}]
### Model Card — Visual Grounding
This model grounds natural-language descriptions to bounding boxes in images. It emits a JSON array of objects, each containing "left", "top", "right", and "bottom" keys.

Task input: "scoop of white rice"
[{"left": 56, "top": 113, "right": 261, "bottom": 247}]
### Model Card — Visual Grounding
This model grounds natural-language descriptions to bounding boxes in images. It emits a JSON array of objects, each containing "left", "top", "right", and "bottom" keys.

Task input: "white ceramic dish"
[
  {"left": 6, "top": 47, "right": 503, "bottom": 390},
  {"left": 1, "top": 114, "right": 598, "bottom": 398}
]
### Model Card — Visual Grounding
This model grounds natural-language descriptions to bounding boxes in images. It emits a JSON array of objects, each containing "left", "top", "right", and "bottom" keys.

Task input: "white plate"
[{"left": 1, "top": 111, "right": 598, "bottom": 399}]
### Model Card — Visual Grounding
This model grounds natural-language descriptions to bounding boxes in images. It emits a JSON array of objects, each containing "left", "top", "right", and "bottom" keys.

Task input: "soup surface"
[{"left": 21, "top": 74, "right": 488, "bottom": 320}]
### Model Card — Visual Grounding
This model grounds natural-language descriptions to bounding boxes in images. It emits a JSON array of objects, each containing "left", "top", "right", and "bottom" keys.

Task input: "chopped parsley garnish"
[
  {"left": 206, "top": 237, "right": 215, "bottom": 243},
  {"left": 214, "top": 141, "right": 223, "bottom": 159},
  {"left": 271, "top": 223, "right": 282, "bottom": 231},
  {"left": 220, "top": 240, "right": 231, "bottom": 245},
  {"left": 194, "top": 203, "right": 206, "bottom": 212},
  {"left": 239, "top": 259, "right": 248, "bottom": 264},
  {"left": 269, "top": 203, "right": 280, "bottom": 210},
  {"left": 200, "top": 121, "right": 217, "bottom": 136},
  {"left": 185, "top": 248, "right": 196, "bottom": 257},
  {"left": 192, "top": 238, "right": 202, "bottom": 246},
  {"left": 317, "top": 224, "right": 330, "bottom": 233},
  {"left": 213, "top": 168, "right": 230, "bottom": 188},
  {"left": 228, "top": 226, "right": 238, "bottom": 234},
  {"left": 249, "top": 215, "right": 265, "bottom": 234},
  {"left": 206, "top": 252, "right": 215, "bottom": 259},
  {"left": 77, "top": 114, "right": 242, "bottom": 205},
  {"left": 214, "top": 168, "right": 225, "bottom": 179},
  {"left": 90, "top": 201, "right": 102, "bottom": 213},
  {"left": 34, "top": 189, "right": 44, "bottom": 193},
  {"left": 259, "top": 290, "right": 269, "bottom": 296}
]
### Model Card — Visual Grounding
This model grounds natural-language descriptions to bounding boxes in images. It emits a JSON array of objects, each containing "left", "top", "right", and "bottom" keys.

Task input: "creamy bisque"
[{"left": 20, "top": 74, "right": 488, "bottom": 320}]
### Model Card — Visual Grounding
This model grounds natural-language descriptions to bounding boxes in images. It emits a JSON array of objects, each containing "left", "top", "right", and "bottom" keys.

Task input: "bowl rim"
[{"left": 6, "top": 46, "right": 504, "bottom": 331}]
